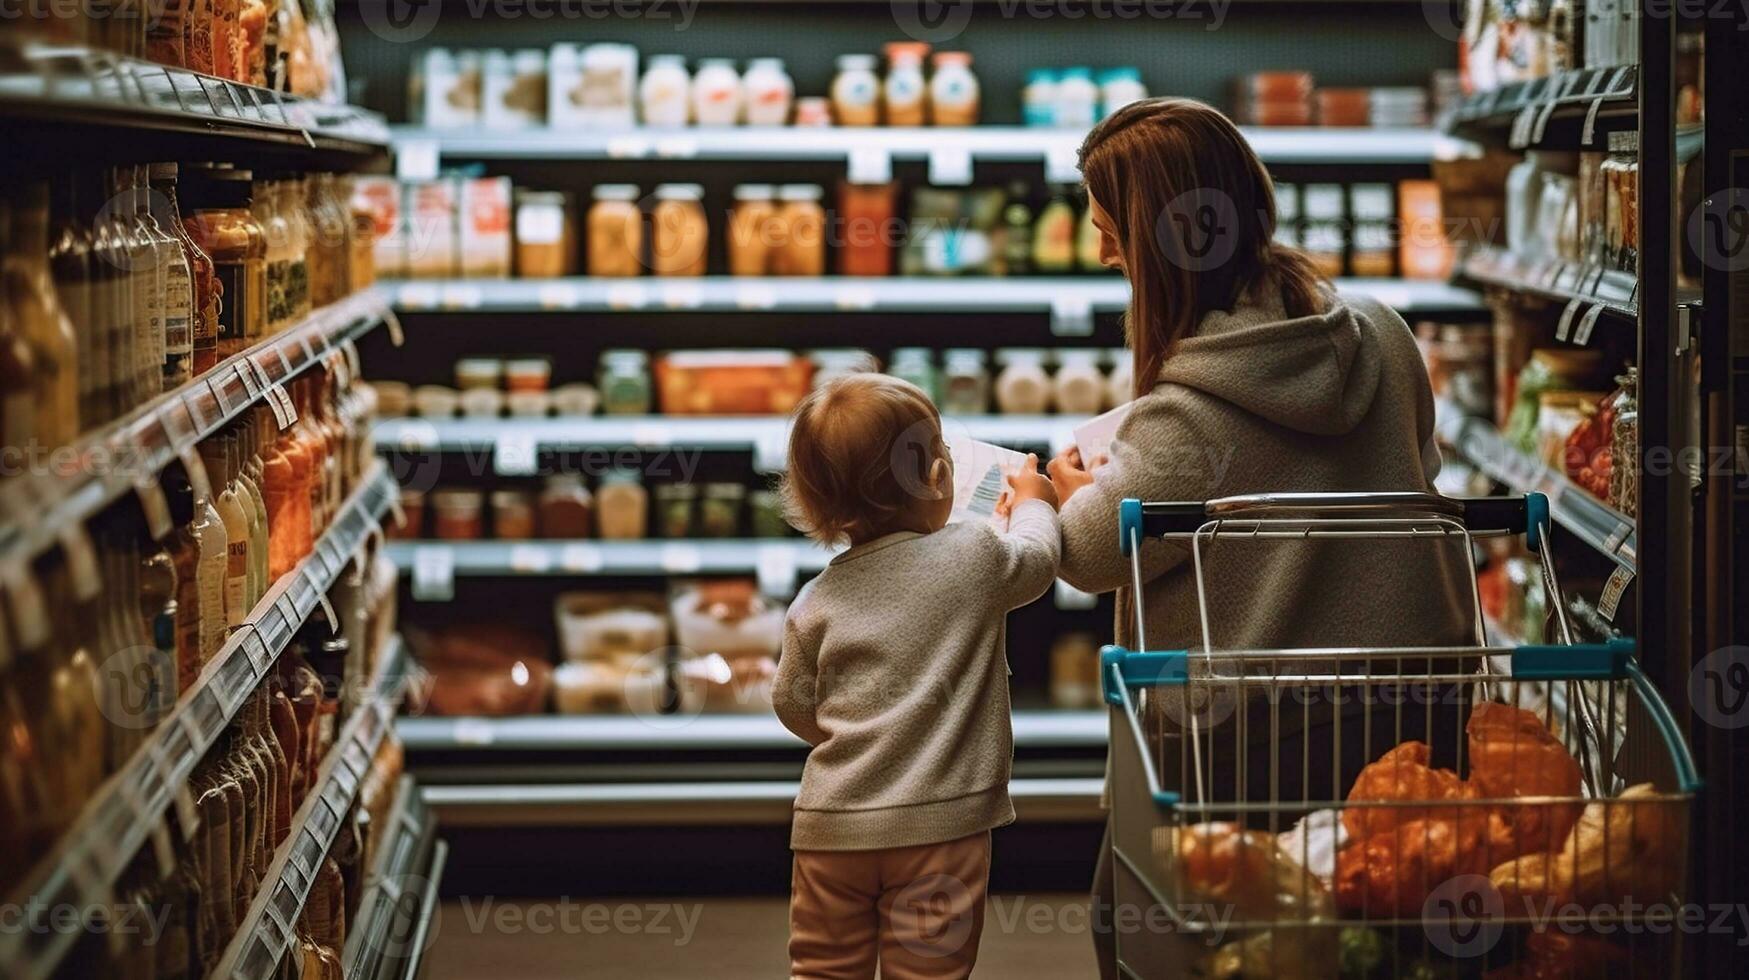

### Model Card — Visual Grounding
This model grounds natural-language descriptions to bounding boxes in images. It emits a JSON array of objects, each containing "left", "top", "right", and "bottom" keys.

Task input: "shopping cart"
[{"left": 1099, "top": 492, "right": 1699, "bottom": 980}]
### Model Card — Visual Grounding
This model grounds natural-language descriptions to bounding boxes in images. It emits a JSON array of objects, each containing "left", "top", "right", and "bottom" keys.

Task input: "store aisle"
[{"left": 424, "top": 894, "right": 1099, "bottom": 979}]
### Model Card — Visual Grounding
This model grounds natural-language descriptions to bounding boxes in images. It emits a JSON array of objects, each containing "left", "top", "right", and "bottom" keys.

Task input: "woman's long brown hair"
[{"left": 1079, "top": 98, "right": 1329, "bottom": 399}]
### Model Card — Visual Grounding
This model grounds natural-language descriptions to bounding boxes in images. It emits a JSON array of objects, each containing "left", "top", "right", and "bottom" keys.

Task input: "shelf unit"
[
  {"left": 1443, "top": 65, "right": 1638, "bottom": 146},
  {"left": 0, "top": 289, "right": 391, "bottom": 576},
  {"left": 342, "top": 776, "right": 447, "bottom": 980},
  {"left": 212, "top": 635, "right": 415, "bottom": 980},
  {"left": 0, "top": 464, "right": 398, "bottom": 980},
  {"left": 1457, "top": 245, "right": 1641, "bottom": 322},
  {"left": 1440, "top": 414, "right": 1636, "bottom": 572},
  {"left": 385, "top": 276, "right": 1486, "bottom": 320},
  {"left": 392, "top": 125, "right": 1457, "bottom": 166},
  {"left": 389, "top": 538, "right": 836, "bottom": 594}
]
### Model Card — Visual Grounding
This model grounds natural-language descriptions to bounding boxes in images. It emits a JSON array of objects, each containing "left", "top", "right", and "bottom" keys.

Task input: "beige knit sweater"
[
  {"left": 1059, "top": 286, "right": 1475, "bottom": 696},
  {"left": 774, "top": 499, "right": 1060, "bottom": 851}
]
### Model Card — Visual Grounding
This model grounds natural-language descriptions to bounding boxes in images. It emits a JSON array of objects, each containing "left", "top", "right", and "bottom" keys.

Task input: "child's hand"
[
  {"left": 1007, "top": 453, "right": 1059, "bottom": 512},
  {"left": 1047, "top": 447, "right": 1106, "bottom": 504}
]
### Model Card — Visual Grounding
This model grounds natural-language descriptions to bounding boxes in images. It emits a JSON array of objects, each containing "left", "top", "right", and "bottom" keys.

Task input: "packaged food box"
[
  {"left": 459, "top": 176, "right": 513, "bottom": 278},
  {"left": 655, "top": 350, "right": 814, "bottom": 415}
]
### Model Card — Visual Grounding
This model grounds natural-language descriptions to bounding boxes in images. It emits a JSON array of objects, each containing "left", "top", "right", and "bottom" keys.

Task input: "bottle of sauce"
[
  {"left": 237, "top": 410, "right": 271, "bottom": 603},
  {"left": 830, "top": 55, "right": 880, "bottom": 126},
  {"left": 928, "top": 52, "right": 979, "bottom": 126},
  {"left": 306, "top": 174, "right": 349, "bottom": 309},
  {"left": 586, "top": 184, "right": 644, "bottom": 278},
  {"left": 89, "top": 173, "right": 138, "bottom": 422},
  {"left": 1032, "top": 188, "right": 1077, "bottom": 274},
  {"left": 999, "top": 182, "right": 1034, "bottom": 276},
  {"left": 173, "top": 455, "right": 231, "bottom": 670},
  {"left": 146, "top": 165, "right": 196, "bottom": 390},
  {"left": 138, "top": 538, "right": 181, "bottom": 721},
  {"left": 538, "top": 473, "right": 594, "bottom": 539},
  {"left": 1076, "top": 202, "right": 1104, "bottom": 273},
  {"left": 284, "top": 175, "right": 314, "bottom": 322},
  {"left": 185, "top": 167, "right": 266, "bottom": 362},
  {"left": 255, "top": 175, "right": 293, "bottom": 336},
  {"left": 639, "top": 54, "right": 692, "bottom": 127},
  {"left": 0, "top": 263, "right": 35, "bottom": 455},
  {"left": 291, "top": 376, "right": 330, "bottom": 538},
  {"left": 118, "top": 167, "right": 168, "bottom": 402},
  {"left": 742, "top": 58, "right": 794, "bottom": 126},
  {"left": 650, "top": 183, "right": 708, "bottom": 277},
  {"left": 15, "top": 566, "right": 106, "bottom": 835},
  {"left": 156, "top": 164, "right": 220, "bottom": 378},
  {"left": 5, "top": 182, "right": 79, "bottom": 449},
  {"left": 201, "top": 434, "right": 253, "bottom": 630},
  {"left": 691, "top": 58, "right": 743, "bottom": 126},
  {"left": 882, "top": 42, "right": 929, "bottom": 126},
  {"left": 836, "top": 181, "right": 896, "bottom": 277},
  {"left": 48, "top": 175, "right": 100, "bottom": 425},
  {"left": 596, "top": 469, "right": 648, "bottom": 539},
  {"left": 772, "top": 185, "right": 825, "bottom": 277},
  {"left": 263, "top": 397, "right": 308, "bottom": 581},
  {"left": 729, "top": 184, "right": 776, "bottom": 277}
]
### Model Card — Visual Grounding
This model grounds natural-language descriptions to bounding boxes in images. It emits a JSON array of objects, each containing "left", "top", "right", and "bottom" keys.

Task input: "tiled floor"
[{"left": 424, "top": 893, "right": 1100, "bottom": 979}]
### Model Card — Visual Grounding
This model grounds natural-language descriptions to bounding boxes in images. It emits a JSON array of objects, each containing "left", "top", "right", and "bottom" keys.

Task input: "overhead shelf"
[
  {"left": 0, "top": 289, "right": 390, "bottom": 574},
  {"left": 1443, "top": 65, "right": 1638, "bottom": 147},
  {"left": 392, "top": 124, "right": 1456, "bottom": 166},
  {"left": 419, "top": 776, "right": 1105, "bottom": 827},
  {"left": 385, "top": 275, "right": 1486, "bottom": 319},
  {"left": 397, "top": 710, "right": 1106, "bottom": 753},
  {"left": 0, "top": 465, "right": 398, "bottom": 980},
  {"left": 1441, "top": 414, "right": 1636, "bottom": 572},
  {"left": 1458, "top": 245, "right": 1640, "bottom": 324},
  {"left": 212, "top": 635, "right": 415, "bottom": 980},
  {"left": 0, "top": 40, "right": 389, "bottom": 165}
]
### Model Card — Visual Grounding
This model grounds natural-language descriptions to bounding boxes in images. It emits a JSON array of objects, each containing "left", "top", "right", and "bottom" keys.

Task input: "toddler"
[{"left": 774, "top": 373, "right": 1061, "bottom": 980}]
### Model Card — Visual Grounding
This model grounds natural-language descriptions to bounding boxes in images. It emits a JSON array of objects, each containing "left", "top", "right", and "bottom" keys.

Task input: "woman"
[{"left": 1046, "top": 99, "right": 1474, "bottom": 976}]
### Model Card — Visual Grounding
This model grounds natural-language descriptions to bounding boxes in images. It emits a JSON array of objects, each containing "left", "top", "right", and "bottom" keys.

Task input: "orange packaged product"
[
  {"left": 1341, "top": 740, "right": 1475, "bottom": 839},
  {"left": 1334, "top": 814, "right": 1490, "bottom": 916},
  {"left": 1466, "top": 702, "right": 1583, "bottom": 858},
  {"left": 1314, "top": 88, "right": 1370, "bottom": 126},
  {"left": 654, "top": 351, "right": 814, "bottom": 416}
]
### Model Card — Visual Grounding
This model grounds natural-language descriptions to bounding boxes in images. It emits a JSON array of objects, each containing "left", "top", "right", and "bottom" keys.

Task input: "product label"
[
  {"left": 198, "top": 539, "right": 228, "bottom": 659},
  {"left": 214, "top": 262, "right": 247, "bottom": 349},
  {"left": 135, "top": 255, "right": 165, "bottom": 384},
  {"left": 265, "top": 259, "right": 291, "bottom": 330},
  {"left": 164, "top": 255, "right": 194, "bottom": 354},
  {"left": 226, "top": 539, "right": 250, "bottom": 626},
  {"left": 516, "top": 207, "right": 563, "bottom": 245}
]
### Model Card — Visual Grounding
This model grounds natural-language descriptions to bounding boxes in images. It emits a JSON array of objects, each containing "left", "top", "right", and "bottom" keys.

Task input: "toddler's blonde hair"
[{"left": 781, "top": 374, "right": 945, "bottom": 546}]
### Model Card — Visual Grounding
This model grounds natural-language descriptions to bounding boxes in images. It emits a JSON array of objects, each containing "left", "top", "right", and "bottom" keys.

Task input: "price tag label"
[
  {"left": 179, "top": 443, "right": 213, "bottom": 504},
  {"left": 630, "top": 422, "right": 672, "bottom": 448},
  {"left": 654, "top": 136, "right": 698, "bottom": 159},
  {"left": 1530, "top": 98, "right": 1560, "bottom": 143},
  {"left": 607, "top": 283, "right": 649, "bottom": 310},
  {"left": 494, "top": 431, "right": 539, "bottom": 475},
  {"left": 234, "top": 360, "right": 263, "bottom": 400},
  {"left": 398, "top": 283, "right": 439, "bottom": 310},
  {"left": 509, "top": 544, "right": 552, "bottom": 573},
  {"left": 411, "top": 546, "right": 455, "bottom": 601},
  {"left": 396, "top": 139, "right": 440, "bottom": 181},
  {"left": 735, "top": 283, "right": 778, "bottom": 309},
  {"left": 454, "top": 717, "right": 496, "bottom": 746},
  {"left": 661, "top": 282, "right": 704, "bottom": 309},
  {"left": 1581, "top": 97, "right": 1605, "bottom": 144},
  {"left": 1603, "top": 522, "right": 1632, "bottom": 554},
  {"left": 834, "top": 285, "right": 877, "bottom": 310},
  {"left": 383, "top": 307, "right": 407, "bottom": 347},
  {"left": 275, "top": 591, "right": 303, "bottom": 630},
  {"left": 1509, "top": 105, "right": 1538, "bottom": 149},
  {"left": 1572, "top": 304, "right": 1604, "bottom": 345},
  {"left": 1045, "top": 143, "right": 1082, "bottom": 184},
  {"left": 440, "top": 284, "right": 484, "bottom": 310},
  {"left": 847, "top": 147, "right": 892, "bottom": 185},
  {"left": 313, "top": 591, "right": 340, "bottom": 634},
  {"left": 660, "top": 543, "right": 703, "bottom": 574},
  {"left": 559, "top": 543, "right": 604, "bottom": 573},
  {"left": 755, "top": 544, "right": 798, "bottom": 598},
  {"left": 537, "top": 283, "right": 580, "bottom": 310},
  {"left": 928, "top": 146, "right": 973, "bottom": 186},
  {"left": 1597, "top": 564, "right": 1634, "bottom": 622},
  {"left": 241, "top": 627, "right": 273, "bottom": 675},
  {"left": 606, "top": 135, "right": 650, "bottom": 159},
  {"left": 1050, "top": 295, "right": 1094, "bottom": 337},
  {"left": 1554, "top": 298, "right": 1584, "bottom": 341},
  {"left": 265, "top": 384, "right": 296, "bottom": 430}
]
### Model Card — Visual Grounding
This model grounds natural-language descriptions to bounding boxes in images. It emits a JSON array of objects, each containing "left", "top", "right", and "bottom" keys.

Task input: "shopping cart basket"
[{"left": 1099, "top": 492, "right": 1699, "bottom": 980}]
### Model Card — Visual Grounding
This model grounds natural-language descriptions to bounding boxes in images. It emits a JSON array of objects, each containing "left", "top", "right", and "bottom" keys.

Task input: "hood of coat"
[{"left": 1154, "top": 285, "right": 1385, "bottom": 436}]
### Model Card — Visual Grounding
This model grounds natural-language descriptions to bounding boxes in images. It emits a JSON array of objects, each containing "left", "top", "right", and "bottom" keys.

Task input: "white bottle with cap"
[
  {"left": 639, "top": 54, "right": 691, "bottom": 127},
  {"left": 742, "top": 58, "right": 794, "bottom": 126},
  {"left": 692, "top": 58, "right": 743, "bottom": 126}
]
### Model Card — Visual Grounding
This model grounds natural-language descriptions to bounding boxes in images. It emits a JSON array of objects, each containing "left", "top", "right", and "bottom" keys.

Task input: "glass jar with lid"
[
  {"left": 651, "top": 184, "right": 708, "bottom": 277},
  {"left": 597, "top": 469, "right": 649, "bottom": 540},
  {"left": 539, "top": 473, "right": 594, "bottom": 539},
  {"left": 941, "top": 348, "right": 990, "bottom": 415},
  {"left": 771, "top": 185, "right": 825, "bottom": 277},
  {"left": 830, "top": 55, "right": 880, "bottom": 126},
  {"left": 491, "top": 490, "right": 538, "bottom": 539},
  {"left": 729, "top": 184, "right": 776, "bottom": 277},
  {"left": 742, "top": 58, "right": 794, "bottom": 126},
  {"left": 888, "top": 348, "right": 938, "bottom": 402},
  {"left": 699, "top": 483, "right": 745, "bottom": 538},
  {"left": 1054, "top": 349, "right": 1106, "bottom": 415},
  {"left": 598, "top": 349, "right": 653, "bottom": 415},
  {"left": 929, "top": 52, "right": 980, "bottom": 126},
  {"left": 586, "top": 184, "right": 643, "bottom": 278},
  {"left": 515, "top": 190, "right": 570, "bottom": 278},
  {"left": 654, "top": 482, "right": 698, "bottom": 538},
  {"left": 184, "top": 166, "right": 267, "bottom": 361},
  {"left": 993, "top": 349, "right": 1052, "bottom": 415}
]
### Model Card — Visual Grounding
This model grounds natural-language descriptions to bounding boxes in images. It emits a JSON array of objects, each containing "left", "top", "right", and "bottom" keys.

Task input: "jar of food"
[
  {"left": 412, "top": 385, "right": 460, "bottom": 418},
  {"left": 1022, "top": 69, "right": 1058, "bottom": 126},
  {"left": 748, "top": 489, "right": 788, "bottom": 538},
  {"left": 994, "top": 349, "right": 1052, "bottom": 415},
  {"left": 551, "top": 383, "right": 600, "bottom": 417},
  {"left": 1105, "top": 349, "right": 1133, "bottom": 408},
  {"left": 651, "top": 184, "right": 709, "bottom": 277},
  {"left": 1605, "top": 130, "right": 1638, "bottom": 273},
  {"left": 831, "top": 54, "right": 880, "bottom": 126},
  {"left": 729, "top": 185, "right": 777, "bottom": 277},
  {"left": 929, "top": 52, "right": 979, "bottom": 126},
  {"left": 372, "top": 381, "right": 412, "bottom": 417},
  {"left": 654, "top": 482, "right": 698, "bottom": 538},
  {"left": 941, "top": 349, "right": 990, "bottom": 415},
  {"left": 597, "top": 350, "right": 652, "bottom": 415},
  {"left": 888, "top": 348, "right": 938, "bottom": 402},
  {"left": 793, "top": 97, "right": 832, "bottom": 127},
  {"left": 391, "top": 489, "right": 425, "bottom": 539},
  {"left": 514, "top": 190, "right": 570, "bottom": 278},
  {"left": 505, "top": 357, "right": 552, "bottom": 394},
  {"left": 699, "top": 483, "right": 745, "bottom": 538},
  {"left": 455, "top": 357, "right": 503, "bottom": 391},
  {"left": 1054, "top": 349, "right": 1106, "bottom": 415},
  {"left": 596, "top": 470, "right": 649, "bottom": 540},
  {"left": 639, "top": 54, "right": 691, "bottom": 127},
  {"left": 772, "top": 185, "right": 826, "bottom": 277},
  {"left": 742, "top": 58, "right": 794, "bottom": 126},
  {"left": 837, "top": 181, "right": 897, "bottom": 277},
  {"left": 507, "top": 391, "right": 550, "bottom": 418},
  {"left": 184, "top": 166, "right": 267, "bottom": 360},
  {"left": 491, "top": 490, "right": 538, "bottom": 539},
  {"left": 692, "top": 58, "right": 742, "bottom": 126},
  {"left": 1053, "top": 68, "right": 1098, "bottom": 129},
  {"left": 539, "top": 473, "right": 594, "bottom": 539},
  {"left": 1610, "top": 368, "right": 1638, "bottom": 514},
  {"left": 586, "top": 184, "right": 643, "bottom": 278},
  {"left": 883, "top": 42, "right": 929, "bottom": 125},
  {"left": 1032, "top": 189, "right": 1076, "bottom": 274},
  {"left": 459, "top": 387, "right": 504, "bottom": 419},
  {"left": 431, "top": 489, "right": 484, "bottom": 540}
]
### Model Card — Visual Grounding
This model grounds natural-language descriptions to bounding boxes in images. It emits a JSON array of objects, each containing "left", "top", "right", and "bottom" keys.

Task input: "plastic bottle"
[
  {"left": 831, "top": 55, "right": 880, "bottom": 126},
  {"left": 692, "top": 58, "right": 743, "bottom": 126},
  {"left": 1055, "top": 68, "right": 1099, "bottom": 129},
  {"left": 743, "top": 58, "right": 794, "bottom": 126},
  {"left": 639, "top": 54, "right": 691, "bottom": 127},
  {"left": 883, "top": 42, "right": 930, "bottom": 125},
  {"left": 1022, "top": 69, "right": 1059, "bottom": 127}
]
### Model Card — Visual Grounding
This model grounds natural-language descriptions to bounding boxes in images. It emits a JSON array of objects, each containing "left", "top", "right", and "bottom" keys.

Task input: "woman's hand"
[
  {"left": 1047, "top": 447, "right": 1107, "bottom": 504},
  {"left": 1007, "top": 453, "right": 1059, "bottom": 512}
]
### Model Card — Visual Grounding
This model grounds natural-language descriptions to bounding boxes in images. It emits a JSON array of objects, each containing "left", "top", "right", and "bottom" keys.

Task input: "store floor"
[{"left": 425, "top": 893, "right": 1100, "bottom": 979}]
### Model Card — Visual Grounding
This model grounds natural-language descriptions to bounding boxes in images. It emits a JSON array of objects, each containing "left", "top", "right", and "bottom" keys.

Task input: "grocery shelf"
[
  {"left": 0, "top": 40, "right": 389, "bottom": 165},
  {"left": 388, "top": 539, "right": 837, "bottom": 595},
  {"left": 385, "top": 275, "right": 1487, "bottom": 319},
  {"left": 1440, "top": 414, "right": 1636, "bottom": 572},
  {"left": 0, "top": 289, "right": 390, "bottom": 575},
  {"left": 420, "top": 777, "right": 1105, "bottom": 827},
  {"left": 0, "top": 464, "right": 398, "bottom": 980},
  {"left": 343, "top": 776, "right": 445, "bottom": 980},
  {"left": 396, "top": 710, "right": 1106, "bottom": 753},
  {"left": 1443, "top": 65, "right": 1638, "bottom": 147},
  {"left": 392, "top": 124, "right": 1454, "bottom": 166},
  {"left": 1457, "top": 245, "right": 1641, "bottom": 325},
  {"left": 213, "top": 634, "right": 415, "bottom": 980}
]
